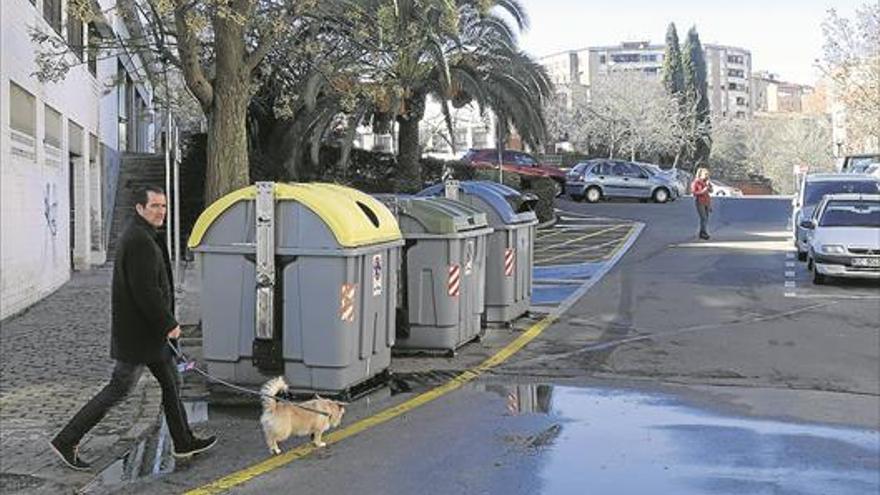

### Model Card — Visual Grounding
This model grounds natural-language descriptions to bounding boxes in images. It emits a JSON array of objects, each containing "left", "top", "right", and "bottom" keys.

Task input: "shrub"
[
  {"left": 522, "top": 177, "right": 556, "bottom": 223},
  {"left": 421, "top": 158, "right": 477, "bottom": 185},
  {"left": 472, "top": 168, "right": 521, "bottom": 190}
]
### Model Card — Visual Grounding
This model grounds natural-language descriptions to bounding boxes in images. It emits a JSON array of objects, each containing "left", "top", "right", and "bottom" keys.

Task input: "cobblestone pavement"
[{"left": 0, "top": 266, "right": 162, "bottom": 494}]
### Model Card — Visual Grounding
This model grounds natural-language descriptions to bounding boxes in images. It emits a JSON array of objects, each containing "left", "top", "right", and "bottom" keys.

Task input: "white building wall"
[
  {"left": 539, "top": 43, "right": 753, "bottom": 119},
  {"left": 1, "top": 0, "right": 100, "bottom": 319}
]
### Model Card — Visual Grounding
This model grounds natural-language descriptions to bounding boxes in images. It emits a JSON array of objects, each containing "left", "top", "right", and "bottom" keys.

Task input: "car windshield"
[
  {"left": 818, "top": 201, "right": 880, "bottom": 227},
  {"left": 804, "top": 181, "right": 880, "bottom": 206},
  {"left": 849, "top": 157, "right": 879, "bottom": 170},
  {"left": 852, "top": 162, "right": 880, "bottom": 173},
  {"left": 570, "top": 163, "right": 589, "bottom": 174}
]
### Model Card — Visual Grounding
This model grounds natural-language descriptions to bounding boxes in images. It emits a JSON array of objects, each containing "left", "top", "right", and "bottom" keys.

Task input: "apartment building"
[
  {"left": 750, "top": 71, "right": 814, "bottom": 114},
  {"left": 1, "top": 0, "right": 156, "bottom": 319},
  {"left": 539, "top": 41, "right": 754, "bottom": 118}
]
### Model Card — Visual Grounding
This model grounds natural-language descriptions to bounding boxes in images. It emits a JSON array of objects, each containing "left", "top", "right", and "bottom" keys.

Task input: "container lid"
[
  {"left": 188, "top": 182, "right": 401, "bottom": 248},
  {"left": 384, "top": 196, "right": 488, "bottom": 234},
  {"left": 417, "top": 181, "right": 537, "bottom": 225}
]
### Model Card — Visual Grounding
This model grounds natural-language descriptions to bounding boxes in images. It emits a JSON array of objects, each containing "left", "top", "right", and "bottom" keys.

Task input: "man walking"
[
  {"left": 50, "top": 186, "right": 215, "bottom": 470},
  {"left": 691, "top": 168, "right": 714, "bottom": 239}
]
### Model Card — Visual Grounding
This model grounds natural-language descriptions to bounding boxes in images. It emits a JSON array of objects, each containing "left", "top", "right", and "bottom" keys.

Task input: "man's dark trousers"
[{"left": 54, "top": 349, "right": 192, "bottom": 449}]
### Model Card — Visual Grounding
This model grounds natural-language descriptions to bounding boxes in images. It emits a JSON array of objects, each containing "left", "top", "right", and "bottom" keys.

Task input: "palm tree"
[{"left": 277, "top": 0, "right": 552, "bottom": 191}]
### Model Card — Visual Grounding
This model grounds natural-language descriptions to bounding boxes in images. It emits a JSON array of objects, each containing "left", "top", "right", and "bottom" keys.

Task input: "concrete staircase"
[{"left": 107, "top": 151, "right": 205, "bottom": 261}]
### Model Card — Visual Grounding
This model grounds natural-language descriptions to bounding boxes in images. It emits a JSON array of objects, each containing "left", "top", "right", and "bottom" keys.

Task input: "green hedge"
[
  {"left": 472, "top": 168, "right": 521, "bottom": 190},
  {"left": 310, "top": 147, "right": 555, "bottom": 222},
  {"left": 522, "top": 177, "right": 556, "bottom": 223}
]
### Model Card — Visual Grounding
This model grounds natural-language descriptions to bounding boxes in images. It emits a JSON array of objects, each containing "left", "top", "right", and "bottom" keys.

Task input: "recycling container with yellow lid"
[{"left": 188, "top": 182, "right": 403, "bottom": 394}]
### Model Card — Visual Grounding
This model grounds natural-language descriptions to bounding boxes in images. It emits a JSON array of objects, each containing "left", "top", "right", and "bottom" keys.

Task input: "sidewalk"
[{"left": 0, "top": 263, "right": 200, "bottom": 494}]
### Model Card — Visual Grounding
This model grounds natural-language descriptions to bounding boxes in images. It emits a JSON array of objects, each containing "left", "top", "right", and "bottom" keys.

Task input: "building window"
[
  {"left": 641, "top": 54, "right": 657, "bottom": 62},
  {"left": 44, "top": 104, "right": 62, "bottom": 148},
  {"left": 736, "top": 96, "right": 747, "bottom": 106},
  {"left": 599, "top": 55, "right": 606, "bottom": 64},
  {"left": 611, "top": 53, "right": 641, "bottom": 63},
  {"left": 643, "top": 67, "right": 659, "bottom": 74},
  {"left": 43, "top": 0, "right": 62, "bottom": 34},
  {"left": 727, "top": 69, "right": 744, "bottom": 78},
  {"left": 67, "top": 5, "right": 84, "bottom": 60},
  {"left": 727, "top": 55, "right": 744, "bottom": 64},
  {"left": 454, "top": 129, "right": 468, "bottom": 149},
  {"left": 87, "top": 24, "right": 99, "bottom": 76},
  {"left": 735, "top": 111, "right": 746, "bottom": 118},
  {"left": 118, "top": 63, "right": 129, "bottom": 151},
  {"left": 10, "top": 82, "right": 36, "bottom": 137},
  {"left": 472, "top": 128, "right": 488, "bottom": 148}
]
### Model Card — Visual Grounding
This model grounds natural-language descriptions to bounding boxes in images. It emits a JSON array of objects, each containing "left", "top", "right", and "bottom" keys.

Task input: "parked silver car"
[
  {"left": 792, "top": 173, "right": 880, "bottom": 261},
  {"left": 565, "top": 159, "right": 679, "bottom": 203},
  {"left": 802, "top": 194, "right": 880, "bottom": 284}
]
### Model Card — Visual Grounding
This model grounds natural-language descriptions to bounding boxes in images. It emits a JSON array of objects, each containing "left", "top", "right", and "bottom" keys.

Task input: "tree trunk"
[
  {"left": 205, "top": 87, "right": 249, "bottom": 203},
  {"left": 396, "top": 115, "right": 421, "bottom": 192},
  {"left": 204, "top": 11, "right": 250, "bottom": 204}
]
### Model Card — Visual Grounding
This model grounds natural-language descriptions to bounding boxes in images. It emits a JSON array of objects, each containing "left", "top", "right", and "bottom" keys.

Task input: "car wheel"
[
  {"left": 652, "top": 187, "right": 670, "bottom": 204},
  {"left": 585, "top": 187, "right": 602, "bottom": 203},
  {"left": 811, "top": 259, "right": 826, "bottom": 285}
]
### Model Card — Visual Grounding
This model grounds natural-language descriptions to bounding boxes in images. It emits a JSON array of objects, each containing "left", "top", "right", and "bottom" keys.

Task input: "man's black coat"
[{"left": 111, "top": 214, "right": 178, "bottom": 364}]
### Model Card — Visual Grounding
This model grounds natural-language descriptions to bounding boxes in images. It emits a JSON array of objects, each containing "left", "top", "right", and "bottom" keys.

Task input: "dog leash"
[{"left": 166, "top": 341, "right": 331, "bottom": 417}]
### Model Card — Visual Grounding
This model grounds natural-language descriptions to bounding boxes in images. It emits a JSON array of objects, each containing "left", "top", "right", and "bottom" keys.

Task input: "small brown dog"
[{"left": 260, "top": 376, "right": 346, "bottom": 455}]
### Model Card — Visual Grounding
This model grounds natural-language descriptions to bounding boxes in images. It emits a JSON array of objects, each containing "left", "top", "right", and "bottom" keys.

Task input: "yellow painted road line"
[
  {"left": 186, "top": 223, "right": 645, "bottom": 495},
  {"left": 534, "top": 225, "right": 628, "bottom": 254},
  {"left": 537, "top": 236, "right": 627, "bottom": 264},
  {"left": 601, "top": 225, "right": 637, "bottom": 260},
  {"left": 535, "top": 222, "right": 632, "bottom": 242},
  {"left": 185, "top": 316, "right": 558, "bottom": 495}
]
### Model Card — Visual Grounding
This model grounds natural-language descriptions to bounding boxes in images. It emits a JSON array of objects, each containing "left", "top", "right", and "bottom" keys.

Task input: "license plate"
[{"left": 852, "top": 258, "right": 880, "bottom": 267}]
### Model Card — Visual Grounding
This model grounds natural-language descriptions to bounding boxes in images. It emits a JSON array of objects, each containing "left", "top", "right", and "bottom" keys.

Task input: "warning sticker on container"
[
  {"left": 372, "top": 254, "right": 383, "bottom": 296},
  {"left": 340, "top": 283, "right": 356, "bottom": 322},
  {"left": 464, "top": 241, "right": 474, "bottom": 275}
]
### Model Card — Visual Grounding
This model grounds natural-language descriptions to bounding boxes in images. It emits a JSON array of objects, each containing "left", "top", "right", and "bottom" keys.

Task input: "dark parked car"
[
  {"left": 461, "top": 149, "right": 566, "bottom": 195},
  {"left": 565, "top": 159, "right": 679, "bottom": 203}
]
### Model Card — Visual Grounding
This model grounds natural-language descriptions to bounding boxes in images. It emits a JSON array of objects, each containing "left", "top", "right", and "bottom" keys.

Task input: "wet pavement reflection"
[{"left": 521, "top": 385, "right": 879, "bottom": 495}]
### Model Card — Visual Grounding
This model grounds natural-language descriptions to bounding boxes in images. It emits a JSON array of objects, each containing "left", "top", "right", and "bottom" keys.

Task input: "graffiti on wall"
[{"left": 43, "top": 183, "right": 58, "bottom": 237}]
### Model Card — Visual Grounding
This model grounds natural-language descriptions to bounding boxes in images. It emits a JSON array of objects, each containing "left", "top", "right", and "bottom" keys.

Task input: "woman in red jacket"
[{"left": 691, "top": 168, "right": 714, "bottom": 239}]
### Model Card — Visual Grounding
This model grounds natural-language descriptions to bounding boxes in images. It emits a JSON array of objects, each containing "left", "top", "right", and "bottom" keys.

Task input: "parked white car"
[
  {"left": 792, "top": 174, "right": 880, "bottom": 261},
  {"left": 709, "top": 180, "right": 742, "bottom": 197},
  {"left": 803, "top": 194, "right": 880, "bottom": 284}
]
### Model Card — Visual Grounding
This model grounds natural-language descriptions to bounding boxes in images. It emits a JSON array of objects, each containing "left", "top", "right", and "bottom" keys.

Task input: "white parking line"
[
  {"left": 785, "top": 271, "right": 795, "bottom": 277},
  {"left": 784, "top": 293, "right": 880, "bottom": 300},
  {"left": 785, "top": 262, "right": 796, "bottom": 268},
  {"left": 784, "top": 281, "right": 796, "bottom": 288}
]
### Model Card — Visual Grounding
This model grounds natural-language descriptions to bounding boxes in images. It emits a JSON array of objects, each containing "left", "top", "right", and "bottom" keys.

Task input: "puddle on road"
[
  {"left": 483, "top": 384, "right": 879, "bottom": 495},
  {"left": 80, "top": 400, "right": 211, "bottom": 494}
]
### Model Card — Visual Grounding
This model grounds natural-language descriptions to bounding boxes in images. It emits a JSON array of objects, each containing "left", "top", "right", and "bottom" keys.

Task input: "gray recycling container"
[
  {"left": 418, "top": 181, "right": 537, "bottom": 324},
  {"left": 376, "top": 196, "right": 493, "bottom": 351},
  {"left": 188, "top": 183, "right": 403, "bottom": 393}
]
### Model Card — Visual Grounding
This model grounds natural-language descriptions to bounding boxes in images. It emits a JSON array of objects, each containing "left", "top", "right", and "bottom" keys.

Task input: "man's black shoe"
[
  {"left": 172, "top": 435, "right": 217, "bottom": 458},
  {"left": 699, "top": 233, "right": 710, "bottom": 240},
  {"left": 49, "top": 438, "right": 91, "bottom": 471}
]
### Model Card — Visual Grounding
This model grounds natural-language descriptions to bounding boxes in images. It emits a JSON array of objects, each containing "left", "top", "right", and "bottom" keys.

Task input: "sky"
[{"left": 515, "top": 0, "right": 866, "bottom": 85}]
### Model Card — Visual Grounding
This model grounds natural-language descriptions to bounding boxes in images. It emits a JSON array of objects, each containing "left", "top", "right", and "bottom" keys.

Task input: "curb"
[
  {"left": 77, "top": 378, "right": 164, "bottom": 494},
  {"left": 536, "top": 214, "right": 558, "bottom": 230}
]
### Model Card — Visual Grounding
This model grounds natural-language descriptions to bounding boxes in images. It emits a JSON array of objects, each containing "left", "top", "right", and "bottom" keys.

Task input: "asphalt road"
[{"left": 128, "top": 197, "right": 879, "bottom": 495}]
